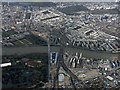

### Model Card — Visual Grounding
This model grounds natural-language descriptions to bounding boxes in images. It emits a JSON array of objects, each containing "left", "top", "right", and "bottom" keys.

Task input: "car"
[{"left": 84, "top": 80, "right": 90, "bottom": 84}]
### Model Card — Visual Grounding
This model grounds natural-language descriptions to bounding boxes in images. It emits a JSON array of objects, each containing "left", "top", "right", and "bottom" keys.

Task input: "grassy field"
[
  {"left": 13, "top": 39, "right": 32, "bottom": 46},
  {"left": 21, "top": 39, "right": 32, "bottom": 45},
  {"left": 3, "top": 30, "right": 17, "bottom": 37},
  {"left": 14, "top": 40, "right": 24, "bottom": 46}
]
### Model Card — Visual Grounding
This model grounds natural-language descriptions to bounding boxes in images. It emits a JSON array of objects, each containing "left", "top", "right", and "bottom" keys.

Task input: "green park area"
[
  {"left": 2, "top": 53, "right": 48, "bottom": 88},
  {"left": 12, "top": 34, "right": 47, "bottom": 46},
  {"left": 3, "top": 30, "right": 17, "bottom": 37}
]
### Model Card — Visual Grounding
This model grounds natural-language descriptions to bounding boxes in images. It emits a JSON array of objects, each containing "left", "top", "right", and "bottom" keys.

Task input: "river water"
[{"left": 2, "top": 46, "right": 119, "bottom": 60}]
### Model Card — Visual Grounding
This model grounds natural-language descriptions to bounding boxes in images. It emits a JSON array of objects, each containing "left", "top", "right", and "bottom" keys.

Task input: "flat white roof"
[
  {"left": 0, "top": 62, "right": 12, "bottom": 68},
  {"left": 106, "top": 76, "right": 114, "bottom": 81}
]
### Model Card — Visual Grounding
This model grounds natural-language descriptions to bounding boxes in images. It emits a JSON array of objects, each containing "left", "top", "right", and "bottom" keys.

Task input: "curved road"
[{"left": 2, "top": 46, "right": 119, "bottom": 59}]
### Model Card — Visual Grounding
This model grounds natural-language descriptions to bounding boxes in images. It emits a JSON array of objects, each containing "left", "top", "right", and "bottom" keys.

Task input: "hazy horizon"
[{"left": 1, "top": 0, "right": 119, "bottom": 2}]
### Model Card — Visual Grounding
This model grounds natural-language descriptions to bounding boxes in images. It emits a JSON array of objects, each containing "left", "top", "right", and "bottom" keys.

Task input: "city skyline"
[{"left": 1, "top": 0, "right": 119, "bottom": 2}]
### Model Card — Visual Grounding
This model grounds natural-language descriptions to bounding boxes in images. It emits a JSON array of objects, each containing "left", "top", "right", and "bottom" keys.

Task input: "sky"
[{"left": 1, "top": 0, "right": 119, "bottom": 2}]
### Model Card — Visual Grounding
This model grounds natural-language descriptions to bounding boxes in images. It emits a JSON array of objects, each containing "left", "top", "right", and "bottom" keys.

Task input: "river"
[{"left": 1, "top": 46, "right": 119, "bottom": 60}]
